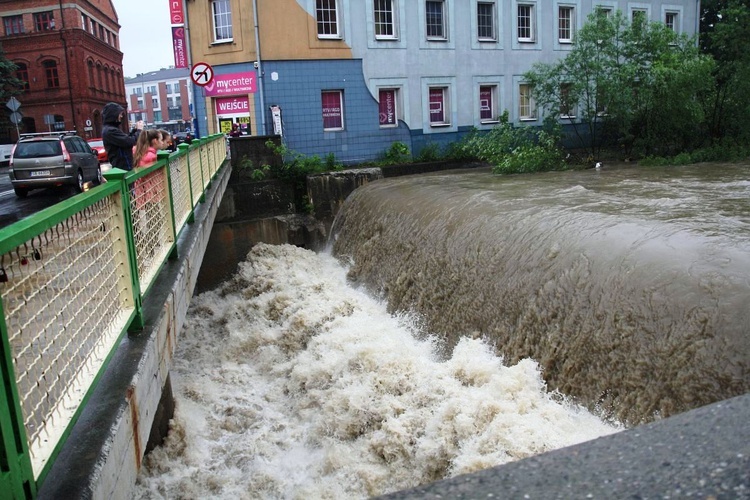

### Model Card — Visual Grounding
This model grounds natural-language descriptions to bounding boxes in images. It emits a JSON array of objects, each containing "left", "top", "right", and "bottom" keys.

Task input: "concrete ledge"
[
  {"left": 37, "top": 163, "right": 231, "bottom": 500},
  {"left": 379, "top": 393, "right": 750, "bottom": 499}
]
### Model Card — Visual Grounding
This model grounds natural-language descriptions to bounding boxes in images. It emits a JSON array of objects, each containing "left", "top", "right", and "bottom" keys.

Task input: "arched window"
[
  {"left": 43, "top": 60, "right": 59, "bottom": 88},
  {"left": 15, "top": 62, "right": 30, "bottom": 91},
  {"left": 87, "top": 60, "right": 95, "bottom": 87},
  {"left": 96, "top": 63, "right": 103, "bottom": 90}
]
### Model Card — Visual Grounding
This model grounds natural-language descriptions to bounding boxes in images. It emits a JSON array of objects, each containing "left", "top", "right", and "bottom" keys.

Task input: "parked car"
[
  {"left": 9, "top": 131, "right": 102, "bottom": 197},
  {"left": 173, "top": 131, "right": 193, "bottom": 145},
  {"left": 0, "top": 143, "right": 13, "bottom": 166},
  {"left": 87, "top": 138, "right": 109, "bottom": 164}
]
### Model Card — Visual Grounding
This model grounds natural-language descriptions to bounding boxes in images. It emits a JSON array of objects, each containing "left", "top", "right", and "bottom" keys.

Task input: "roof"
[{"left": 124, "top": 67, "right": 190, "bottom": 83}]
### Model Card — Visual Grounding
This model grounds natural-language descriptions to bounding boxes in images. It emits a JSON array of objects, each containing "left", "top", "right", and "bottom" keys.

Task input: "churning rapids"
[{"left": 134, "top": 163, "right": 749, "bottom": 499}]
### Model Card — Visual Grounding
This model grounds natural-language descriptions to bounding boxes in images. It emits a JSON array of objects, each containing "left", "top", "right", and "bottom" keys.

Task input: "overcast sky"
[{"left": 113, "top": 0, "right": 176, "bottom": 78}]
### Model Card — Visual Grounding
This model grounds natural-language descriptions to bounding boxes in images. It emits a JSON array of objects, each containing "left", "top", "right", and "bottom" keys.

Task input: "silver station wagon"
[{"left": 9, "top": 131, "right": 103, "bottom": 197}]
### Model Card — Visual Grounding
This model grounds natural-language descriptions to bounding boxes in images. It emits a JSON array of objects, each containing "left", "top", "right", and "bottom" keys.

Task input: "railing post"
[
  {"left": 103, "top": 167, "right": 144, "bottom": 332},
  {"left": 159, "top": 151, "right": 179, "bottom": 261},
  {"left": 178, "top": 143, "right": 195, "bottom": 223},
  {"left": 0, "top": 312, "right": 35, "bottom": 499}
]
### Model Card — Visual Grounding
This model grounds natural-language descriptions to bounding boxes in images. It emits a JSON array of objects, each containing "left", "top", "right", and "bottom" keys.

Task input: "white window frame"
[
  {"left": 428, "top": 86, "right": 450, "bottom": 127},
  {"left": 211, "top": 0, "right": 233, "bottom": 43},
  {"left": 517, "top": 4, "right": 535, "bottom": 42},
  {"left": 321, "top": 90, "right": 345, "bottom": 131},
  {"left": 316, "top": 0, "right": 341, "bottom": 39},
  {"left": 665, "top": 11, "right": 678, "bottom": 32},
  {"left": 519, "top": 83, "right": 536, "bottom": 121},
  {"left": 477, "top": 1, "right": 496, "bottom": 41},
  {"left": 558, "top": 5, "right": 574, "bottom": 43},
  {"left": 560, "top": 83, "right": 577, "bottom": 119},
  {"left": 425, "top": 0, "right": 447, "bottom": 41},
  {"left": 479, "top": 84, "right": 499, "bottom": 123},
  {"left": 378, "top": 88, "right": 399, "bottom": 128},
  {"left": 374, "top": 0, "right": 398, "bottom": 40}
]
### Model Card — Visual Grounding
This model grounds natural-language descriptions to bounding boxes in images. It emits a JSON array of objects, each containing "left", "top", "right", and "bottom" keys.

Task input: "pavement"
[{"left": 379, "top": 393, "right": 750, "bottom": 499}]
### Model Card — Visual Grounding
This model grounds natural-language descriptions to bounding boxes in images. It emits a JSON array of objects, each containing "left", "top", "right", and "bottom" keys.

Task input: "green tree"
[
  {"left": 699, "top": 0, "right": 750, "bottom": 141},
  {"left": 525, "top": 10, "right": 713, "bottom": 159},
  {"left": 0, "top": 44, "right": 25, "bottom": 136}
]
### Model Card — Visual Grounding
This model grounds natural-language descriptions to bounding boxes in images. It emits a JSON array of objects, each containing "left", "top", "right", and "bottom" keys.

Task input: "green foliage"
[
  {"left": 458, "top": 113, "right": 567, "bottom": 174},
  {"left": 264, "top": 139, "right": 344, "bottom": 184},
  {"left": 382, "top": 141, "right": 411, "bottom": 163},
  {"left": 414, "top": 142, "right": 442, "bottom": 162},
  {"left": 525, "top": 9, "right": 714, "bottom": 158},
  {"left": 640, "top": 141, "right": 750, "bottom": 166},
  {"left": 0, "top": 46, "right": 24, "bottom": 104}
]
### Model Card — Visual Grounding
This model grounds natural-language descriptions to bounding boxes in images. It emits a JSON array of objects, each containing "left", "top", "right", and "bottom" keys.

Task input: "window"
[
  {"left": 152, "top": 97, "right": 159, "bottom": 108},
  {"left": 632, "top": 9, "right": 647, "bottom": 25},
  {"left": 558, "top": 6, "right": 574, "bottom": 43},
  {"left": 175, "top": 96, "right": 182, "bottom": 108},
  {"left": 374, "top": 0, "right": 397, "bottom": 39},
  {"left": 595, "top": 6, "right": 613, "bottom": 18},
  {"left": 135, "top": 87, "right": 143, "bottom": 97},
  {"left": 99, "top": 25, "right": 105, "bottom": 39},
  {"left": 477, "top": 2, "right": 496, "bottom": 40},
  {"left": 4, "top": 15, "right": 24, "bottom": 35},
  {"left": 379, "top": 88, "right": 398, "bottom": 127},
  {"left": 15, "top": 63, "right": 29, "bottom": 91},
  {"left": 517, "top": 4, "right": 535, "bottom": 42},
  {"left": 429, "top": 87, "right": 449, "bottom": 126},
  {"left": 82, "top": 14, "right": 88, "bottom": 31},
  {"left": 34, "top": 12, "right": 55, "bottom": 31},
  {"left": 316, "top": 0, "right": 340, "bottom": 38},
  {"left": 166, "top": 83, "right": 173, "bottom": 94},
  {"left": 43, "top": 60, "right": 59, "bottom": 88},
  {"left": 425, "top": 1, "right": 446, "bottom": 39},
  {"left": 322, "top": 90, "right": 344, "bottom": 130},
  {"left": 560, "top": 83, "right": 576, "bottom": 118},
  {"left": 212, "top": 0, "right": 233, "bottom": 42},
  {"left": 519, "top": 83, "right": 536, "bottom": 120},
  {"left": 665, "top": 12, "right": 678, "bottom": 32},
  {"left": 148, "top": 85, "right": 157, "bottom": 95},
  {"left": 479, "top": 85, "right": 498, "bottom": 122}
]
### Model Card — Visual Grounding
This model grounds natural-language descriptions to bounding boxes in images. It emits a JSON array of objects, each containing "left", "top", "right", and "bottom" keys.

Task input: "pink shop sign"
[
  {"left": 203, "top": 71, "right": 257, "bottom": 96},
  {"left": 215, "top": 96, "right": 250, "bottom": 115}
]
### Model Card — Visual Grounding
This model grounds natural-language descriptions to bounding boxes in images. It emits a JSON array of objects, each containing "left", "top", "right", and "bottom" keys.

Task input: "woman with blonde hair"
[{"left": 133, "top": 129, "right": 162, "bottom": 167}]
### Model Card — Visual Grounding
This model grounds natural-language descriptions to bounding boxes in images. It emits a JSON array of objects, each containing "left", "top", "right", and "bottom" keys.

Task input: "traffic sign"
[
  {"left": 191, "top": 62, "right": 213, "bottom": 86},
  {"left": 9, "top": 111, "right": 22, "bottom": 124},
  {"left": 6, "top": 97, "right": 21, "bottom": 112}
]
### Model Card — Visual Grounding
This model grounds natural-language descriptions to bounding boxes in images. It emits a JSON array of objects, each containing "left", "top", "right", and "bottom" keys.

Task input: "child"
[
  {"left": 158, "top": 129, "right": 175, "bottom": 152},
  {"left": 133, "top": 129, "right": 162, "bottom": 167}
]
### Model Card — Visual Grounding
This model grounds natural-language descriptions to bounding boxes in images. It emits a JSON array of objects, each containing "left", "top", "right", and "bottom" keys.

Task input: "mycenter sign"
[{"left": 204, "top": 71, "right": 257, "bottom": 97}]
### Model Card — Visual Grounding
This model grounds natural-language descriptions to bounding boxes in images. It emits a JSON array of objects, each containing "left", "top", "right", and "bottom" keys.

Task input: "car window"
[
  {"left": 89, "top": 140, "right": 104, "bottom": 147},
  {"left": 64, "top": 138, "right": 81, "bottom": 154},
  {"left": 75, "top": 137, "right": 91, "bottom": 154},
  {"left": 13, "top": 141, "right": 62, "bottom": 158}
]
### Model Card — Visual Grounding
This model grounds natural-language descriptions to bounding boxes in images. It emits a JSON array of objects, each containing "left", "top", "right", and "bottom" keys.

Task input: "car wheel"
[
  {"left": 75, "top": 170, "right": 84, "bottom": 193},
  {"left": 95, "top": 165, "right": 103, "bottom": 185},
  {"left": 14, "top": 187, "right": 28, "bottom": 198}
]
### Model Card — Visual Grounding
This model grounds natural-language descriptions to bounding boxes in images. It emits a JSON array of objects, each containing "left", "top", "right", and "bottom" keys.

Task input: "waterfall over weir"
[{"left": 331, "top": 164, "right": 750, "bottom": 425}]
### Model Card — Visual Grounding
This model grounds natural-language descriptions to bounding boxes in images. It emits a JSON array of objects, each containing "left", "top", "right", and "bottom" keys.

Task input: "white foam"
[{"left": 134, "top": 243, "right": 621, "bottom": 499}]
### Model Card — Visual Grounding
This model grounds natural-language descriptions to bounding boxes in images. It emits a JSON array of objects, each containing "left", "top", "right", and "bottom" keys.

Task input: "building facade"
[
  {"left": 0, "top": 0, "right": 126, "bottom": 141},
  {"left": 123, "top": 68, "right": 193, "bottom": 134},
  {"left": 186, "top": 0, "right": 700, "bottom": 163}
]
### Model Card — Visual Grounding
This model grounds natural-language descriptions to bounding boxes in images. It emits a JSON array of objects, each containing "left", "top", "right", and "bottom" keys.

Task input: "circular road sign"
[{"left": 191, "top": 62, "right": 214, "bottom": 87}]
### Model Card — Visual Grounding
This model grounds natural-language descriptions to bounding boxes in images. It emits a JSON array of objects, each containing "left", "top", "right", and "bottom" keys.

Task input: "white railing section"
[{"left": 0, "top": 134, "right": 227, "bottom": 495}]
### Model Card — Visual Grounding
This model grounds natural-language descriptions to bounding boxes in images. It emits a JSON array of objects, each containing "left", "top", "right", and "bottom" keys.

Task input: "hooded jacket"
[{"left": 102, "top": 102, "right": 137, "bottom": 171}]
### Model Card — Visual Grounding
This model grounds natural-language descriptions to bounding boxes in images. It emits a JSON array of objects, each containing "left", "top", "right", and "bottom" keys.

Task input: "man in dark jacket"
[{"left": 102, "top": 102, "right": 141, "bottom": 171}]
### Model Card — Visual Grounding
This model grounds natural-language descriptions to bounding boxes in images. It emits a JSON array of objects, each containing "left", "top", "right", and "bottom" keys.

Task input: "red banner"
[
  {"left": 169, "top": 0, "right": 185, "bottom": 25},
  {"left": 172, "top": 27, "right": 187, "bottom": 68}
]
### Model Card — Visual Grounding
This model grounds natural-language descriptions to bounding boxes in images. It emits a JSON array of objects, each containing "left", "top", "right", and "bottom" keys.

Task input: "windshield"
[
  {"left": 88, "top": 140, "right": 104, "bottom": 147},
  {"left": 13, "top": 141, "right": 62, "bottom": 158}
]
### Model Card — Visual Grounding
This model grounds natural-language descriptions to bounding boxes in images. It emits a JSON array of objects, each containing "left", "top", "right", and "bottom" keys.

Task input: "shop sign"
[
  {"left": 215, "top": 96, "right": 250, "bottom": 114},
  {"left": 172, "top": 27, "right": 187, "bottom": 69},
  {"left": 204, "top": 71, "right": 257, "bottom": 97}
]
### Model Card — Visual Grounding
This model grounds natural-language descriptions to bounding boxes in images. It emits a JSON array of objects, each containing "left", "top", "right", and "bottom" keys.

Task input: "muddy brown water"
[{"left": 331, "top": 162, "right": 750, "bottom": 425}]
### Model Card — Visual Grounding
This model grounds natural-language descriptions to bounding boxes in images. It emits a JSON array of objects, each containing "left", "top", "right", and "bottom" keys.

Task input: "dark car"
[
  {"left": 87, "top": 138, "right": 109, "bottom": 164},
  {"left": 9, "top": 131, "right": 102, "bottom": 197},
  {"left": 173, "top": 131, "right": 194, "bottom": 145}
]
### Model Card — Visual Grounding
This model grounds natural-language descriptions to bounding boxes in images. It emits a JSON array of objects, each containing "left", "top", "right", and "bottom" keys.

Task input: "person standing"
[{"left": 102, "top": 102, "right": 141, "bottom": 171}]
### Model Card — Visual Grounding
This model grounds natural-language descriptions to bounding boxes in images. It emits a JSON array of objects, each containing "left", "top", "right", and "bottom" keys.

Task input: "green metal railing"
[{"left": 0, "top": 134, "right": 227, "bottom": 498}]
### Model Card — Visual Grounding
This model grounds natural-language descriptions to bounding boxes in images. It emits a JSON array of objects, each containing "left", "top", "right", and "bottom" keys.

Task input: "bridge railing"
[{"left": 0, "top": 134, "right": 227, "bottom": 498}]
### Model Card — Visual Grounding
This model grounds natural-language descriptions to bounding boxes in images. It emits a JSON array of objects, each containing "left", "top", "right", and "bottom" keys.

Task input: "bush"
[
  {"left": 414, "top": 142, "right": 442, "bottom": 162},
  {"left": 382, "top": 141, "right": 411, "bottom": 164}
]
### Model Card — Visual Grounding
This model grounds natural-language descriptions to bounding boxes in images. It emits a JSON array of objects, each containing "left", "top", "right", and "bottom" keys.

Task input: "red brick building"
[{"left": 0, "top": 0, "right": 126, "bottom": 141}]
